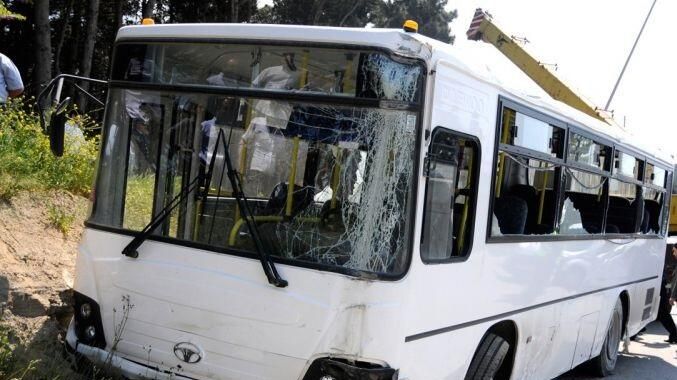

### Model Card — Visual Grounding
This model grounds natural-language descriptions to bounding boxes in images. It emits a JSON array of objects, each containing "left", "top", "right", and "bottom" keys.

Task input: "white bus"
[{"left": 54, "top": 21, "right": 672, "bottom": 380}]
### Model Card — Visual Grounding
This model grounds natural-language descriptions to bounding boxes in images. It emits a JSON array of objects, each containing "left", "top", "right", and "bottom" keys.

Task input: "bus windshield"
[{"left": 90, "top": 42, "right": 423, "bottom": 277}]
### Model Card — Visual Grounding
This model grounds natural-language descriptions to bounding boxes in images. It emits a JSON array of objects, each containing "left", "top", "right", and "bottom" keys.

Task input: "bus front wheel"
[
  {"left": 590, "top": 298, "right": 623, "bottom": 376},
  {"left": 464, "top": 332, "right": 510, "bottom": 380}
]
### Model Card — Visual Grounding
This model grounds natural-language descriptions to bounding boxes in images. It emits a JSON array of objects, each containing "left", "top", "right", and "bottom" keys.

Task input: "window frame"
[
  {"left": 487, "top": 96, "right": 672, "bottom": 243},
  {"left": 421, "top": 127, "right": 481, "bottom": 264}
]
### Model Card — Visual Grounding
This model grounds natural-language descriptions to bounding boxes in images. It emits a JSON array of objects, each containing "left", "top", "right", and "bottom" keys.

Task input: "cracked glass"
[{"left": 92, "top": 43, "right": 423, "bottom": 276}]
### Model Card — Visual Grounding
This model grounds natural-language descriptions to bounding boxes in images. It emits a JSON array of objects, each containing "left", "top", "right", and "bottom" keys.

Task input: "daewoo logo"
[{"left": 173, "top": 342, "right": 202, "bottom": 364}]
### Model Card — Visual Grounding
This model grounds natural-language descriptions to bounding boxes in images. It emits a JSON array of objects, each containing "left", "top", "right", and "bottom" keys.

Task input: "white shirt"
[{"left": 0, "top": 53, "right": 24, "bottom": 103}]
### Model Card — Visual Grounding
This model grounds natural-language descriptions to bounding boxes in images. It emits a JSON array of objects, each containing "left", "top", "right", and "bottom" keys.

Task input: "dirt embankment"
[{"left": 0, "top": 190, "right": 89, "bottom": 376}]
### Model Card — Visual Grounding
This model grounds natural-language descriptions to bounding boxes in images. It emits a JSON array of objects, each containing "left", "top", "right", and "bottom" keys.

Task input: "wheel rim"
[{"left": 604, "top": 308, "right": 622, "bottom": 366}]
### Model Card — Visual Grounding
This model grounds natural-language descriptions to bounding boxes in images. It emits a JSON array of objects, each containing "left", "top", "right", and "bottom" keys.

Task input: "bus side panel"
[{"left": 398, "top": 60, "right": 499, "bottom": 378}]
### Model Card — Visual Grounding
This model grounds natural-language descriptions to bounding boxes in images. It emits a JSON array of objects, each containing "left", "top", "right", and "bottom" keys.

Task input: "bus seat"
[
  {"left": 262, "top": 183, "right": 315, "bottom": 217},
  {"left": 505, "top": 185, "right": 537, "bottom": 232},
  {"left": 607, "top": 196, "right": 635, "bottom": 233},
  {"left": 640, "top": 208, "right": 650, "bottom": 233},
  {"left": 566, "top": 192, "right": 604, "bottom": 234},
  {"left": 644, "top": 199, "right": 661, "bottom": 232},
  {"left": 494, "top": 195, "right": 528, "bottom": 234},
  {"left": 507, "top": 184, "right": 554, "bottom": 234}
]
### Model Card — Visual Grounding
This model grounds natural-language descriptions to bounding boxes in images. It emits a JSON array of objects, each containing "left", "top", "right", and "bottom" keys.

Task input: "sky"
[
  {"left": 258, "top": 0, "right": 676, "bottom": 161},
  {"left": 447, "top": 0, "right": 676, "bottom": 161}
]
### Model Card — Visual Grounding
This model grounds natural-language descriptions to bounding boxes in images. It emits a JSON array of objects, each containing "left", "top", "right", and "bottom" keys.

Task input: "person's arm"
[{"left": 2, "top": 56, "right": 24, "bottom": 98}]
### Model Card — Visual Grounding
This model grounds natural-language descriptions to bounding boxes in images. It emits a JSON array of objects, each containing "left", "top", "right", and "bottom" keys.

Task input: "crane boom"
[{"left": 466, "top": 8, "right": 610, "bottom": 124}]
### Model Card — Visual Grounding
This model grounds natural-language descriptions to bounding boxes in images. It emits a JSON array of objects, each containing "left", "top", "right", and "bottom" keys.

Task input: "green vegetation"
[
  {"left": 0, "top": 324, "right": 68, "bottom": 380},
  {"left": 47, "top": 204, "right": 76, "bottom": 236},
  {"left": 122, "top": 175, "right": 156, "bottom": 231},
  {"left": 0, "top": 324, "right": 120, "bottom": 380},
  {"left": 0, "top": 1, "right": 25, "bottom": 21},
  {"left": 0, "top": 98, "right": 99, "bottom": 201}
]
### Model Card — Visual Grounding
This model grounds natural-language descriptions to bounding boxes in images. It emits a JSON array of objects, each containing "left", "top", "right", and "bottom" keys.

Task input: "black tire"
[
  {"left": 590, "top": 298, "right": 624, "bottom": 377},
  {"left": 465, "top": 332, "right": 510, "bottom": 380}
]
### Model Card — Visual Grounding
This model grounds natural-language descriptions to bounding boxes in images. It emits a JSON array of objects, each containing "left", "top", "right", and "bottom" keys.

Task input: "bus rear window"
[{"left": 111, "top": 42, "right": 422, "bottom": 103}]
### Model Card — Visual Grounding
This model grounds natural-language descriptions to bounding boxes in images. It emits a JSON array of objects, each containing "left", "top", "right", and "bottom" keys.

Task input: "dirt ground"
[{"left": 0, "top": 190, "right": 89, "bottom": 378}]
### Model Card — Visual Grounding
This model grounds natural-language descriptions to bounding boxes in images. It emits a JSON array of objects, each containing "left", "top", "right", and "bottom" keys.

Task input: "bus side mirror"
[{"left": 49, "top": 97, "right": 71, "bottom": 157}]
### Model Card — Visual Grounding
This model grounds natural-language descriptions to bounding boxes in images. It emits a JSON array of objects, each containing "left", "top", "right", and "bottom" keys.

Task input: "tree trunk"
[
  {"left": 54, "top": 0, "right": 74, "bottom": 75},
  {"left": 142, "top": 0, "right": 156, "bottom": 19},
  {"left": 340, "top": 0, "right": 362, "bottom": 26},
  {"left": 115, "top": 0, "right": 124, "bottom": 30},
  {"left": 231, "top": 0, "right": 239, "bottom": 22},
  {"left": 313, "top": 0, "right": 327, "bottom": 25},
  {"left": 77, "top": 0, "right": 100, "bottom": 110},
  {"left": 33, "top": 0, "right": 52, "bottom": 94}
]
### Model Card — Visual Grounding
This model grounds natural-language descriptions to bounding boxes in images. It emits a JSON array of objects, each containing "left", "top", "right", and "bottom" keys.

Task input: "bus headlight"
[
  {"left": 80, "top": 303, "right": 92, "bottom": 318},
  {"left": 85, "top": 325, "right": 97, "bottom": 339},
  {"left": 73, "top": 291, "right": 107, "bottom": 349}
]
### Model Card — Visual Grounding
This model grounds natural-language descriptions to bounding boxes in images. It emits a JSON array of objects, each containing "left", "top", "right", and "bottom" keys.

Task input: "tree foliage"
[
  {"left": 0, "top": 0, "right": 24, "bottom": 20},
  {"left": 0, "top": 0, "right": 456, "bottom": 105},
  {"left": 374, "top": 0, "right": 457, "bottom": 43}
]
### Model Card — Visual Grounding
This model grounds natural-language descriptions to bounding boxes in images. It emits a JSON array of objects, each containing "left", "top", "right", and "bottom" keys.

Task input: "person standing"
[
  {"left": 657, "top": 244, "right": 677, "bottom": 344},
  {"left": 0, "top": 53, "right": 24, "bottom": 103}
]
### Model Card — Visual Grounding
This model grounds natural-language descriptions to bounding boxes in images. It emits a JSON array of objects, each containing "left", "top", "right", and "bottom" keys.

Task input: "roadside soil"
[{"left": 0, "top": 190, "right": 89, "bottom": 378}]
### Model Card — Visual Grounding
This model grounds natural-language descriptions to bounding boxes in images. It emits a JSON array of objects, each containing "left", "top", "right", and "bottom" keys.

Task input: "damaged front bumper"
[
  {"left": 65, "top": 320, "right": 196, "bottom": 380},
  {"left": 66, "top": 319, "right": 399, "bottom": 380}
]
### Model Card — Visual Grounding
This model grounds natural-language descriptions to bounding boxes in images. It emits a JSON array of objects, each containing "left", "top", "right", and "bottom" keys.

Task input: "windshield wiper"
[
  {"left": 122, "top": 128, "right": 288, "bottom": 288},
  {"left": 122, "top": 175, "right": 201, "bottom": 258},
  {"left": 209, "top": 129, "right": 288, "bottom": 288}
]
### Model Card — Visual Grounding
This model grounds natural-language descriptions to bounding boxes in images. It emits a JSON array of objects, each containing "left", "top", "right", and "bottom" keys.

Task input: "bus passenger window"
[
  {"left": 641, "top": 163, "right": 667, "bottom": 235},
  {"left": 492, "top": 153, "right": 559, "bottom": 236},
  {"left": 613, "top": 151, "right": 640, "bottom": 180},
  {"left": 422, "top": 130, "right": 478, "bottom": 261},
  {"left": 500, "top": 107, "right": 565, "bottom": 159},
  {"left": 559, "top": 169, "right": 605, "bottom": 234},
  {"left": 568, "top": 133, "right": 611, "bottom": 172},
  {"left": 640, "top": 187, "right": 663, "bottom": 234},
  {"left": 608, "top": 179, "right": 641, "bottom": 234}
]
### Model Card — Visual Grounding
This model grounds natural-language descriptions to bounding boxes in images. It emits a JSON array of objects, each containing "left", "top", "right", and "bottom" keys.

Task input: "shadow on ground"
[{"left": 557, "top": 320, "right": 677, "bottom": 380}]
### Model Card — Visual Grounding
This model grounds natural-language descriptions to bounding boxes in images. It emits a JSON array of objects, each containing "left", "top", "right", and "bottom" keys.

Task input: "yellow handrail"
[
  {"left": 495, "top": 108, "right": 514, "bottom": 197},
  {"left": 228, "top": 215, "right": 321, "bottom": 246},
  {"left": 330, "top": 150, "right": 343, "bottom": 210},
  {"left": 285, "top": 136, "right": 300, "bottom": 216},
  {"left": 457, "top": 143, "right": 473, "bottom": 253},
  {"left": 537, "top": 162, "right": 548, "bottom": 224}
]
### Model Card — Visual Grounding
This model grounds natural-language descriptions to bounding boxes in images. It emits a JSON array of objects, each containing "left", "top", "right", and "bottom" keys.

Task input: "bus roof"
[{"left": 116, "top": 23, "right": 673, "bottom": 167}]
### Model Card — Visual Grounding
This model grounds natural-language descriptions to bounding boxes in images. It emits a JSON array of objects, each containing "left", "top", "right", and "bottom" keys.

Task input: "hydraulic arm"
[{"left": 466, "top": 8, "right": 610, "bottom": 124}]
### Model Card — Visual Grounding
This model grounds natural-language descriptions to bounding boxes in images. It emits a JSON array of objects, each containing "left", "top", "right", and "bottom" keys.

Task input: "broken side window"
[{"left": 421, "top": 129, "right": 479, "bottom": 261}]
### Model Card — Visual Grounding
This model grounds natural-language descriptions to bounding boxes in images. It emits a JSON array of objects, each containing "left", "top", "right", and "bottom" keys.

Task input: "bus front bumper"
[{"left": 65, "top": 320, "right": 193, "bottom": 380}]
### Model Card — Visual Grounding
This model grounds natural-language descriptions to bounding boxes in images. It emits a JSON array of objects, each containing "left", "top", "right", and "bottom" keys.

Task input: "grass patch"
[
  {"left": 0, "top": 98, "right": 99, "bottom": 200},
  {"left": 122, "top": 174, "right": 156, "bottom": 231},
  {"left": 47, "top": 204, "right": 76, "bottom": 236}
]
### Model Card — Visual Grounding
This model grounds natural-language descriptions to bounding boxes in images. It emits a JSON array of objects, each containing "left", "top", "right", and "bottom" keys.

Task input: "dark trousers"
[{"left": 657, "top": 287, "right": 677, "bottom": 339}]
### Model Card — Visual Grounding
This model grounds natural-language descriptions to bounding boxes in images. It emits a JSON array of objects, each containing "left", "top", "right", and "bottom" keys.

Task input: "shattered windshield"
[{"left": 91, "top": 43, "right": 422, "bottom": 276}]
